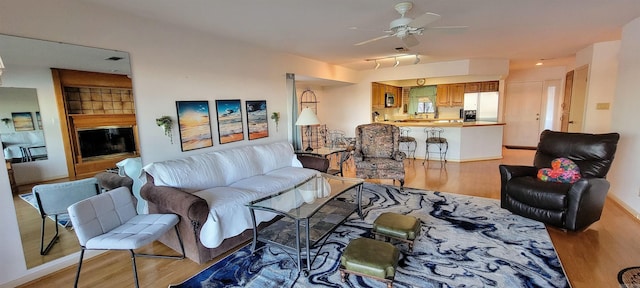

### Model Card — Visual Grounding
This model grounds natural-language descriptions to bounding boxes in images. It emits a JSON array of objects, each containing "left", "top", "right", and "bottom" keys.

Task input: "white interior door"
[
  {"left": 504, "top": 81, "right": 543, "bottom": 147},
  {"left": 568, "top": 65, "right": 588, "bottom": 132}
]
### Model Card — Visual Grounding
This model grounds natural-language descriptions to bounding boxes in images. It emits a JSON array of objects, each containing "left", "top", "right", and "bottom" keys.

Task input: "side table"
[{"left": 6, "top": 161, "right": 18, "bottom": 194}]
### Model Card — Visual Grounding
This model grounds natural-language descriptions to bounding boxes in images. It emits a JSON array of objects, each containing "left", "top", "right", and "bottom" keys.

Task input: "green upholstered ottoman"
[
  {"left": 372, "top": 212, "right": 421, "bottom": 252},
  {"left": 340, "top": 237, "right": 400, "bottom": 288}
]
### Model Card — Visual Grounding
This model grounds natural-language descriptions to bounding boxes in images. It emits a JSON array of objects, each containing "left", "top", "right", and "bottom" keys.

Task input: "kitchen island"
[{"left": 387, "top": 121, "right": 505, "bottom": 162}]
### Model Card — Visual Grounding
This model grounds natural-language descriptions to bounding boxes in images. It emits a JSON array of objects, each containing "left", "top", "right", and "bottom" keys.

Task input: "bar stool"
[
  {"left": 423, "top": 127, "right": 448, "bottom": 165},
  {"left": 398, "top": 127, "right": 417, "bottom": 159}
]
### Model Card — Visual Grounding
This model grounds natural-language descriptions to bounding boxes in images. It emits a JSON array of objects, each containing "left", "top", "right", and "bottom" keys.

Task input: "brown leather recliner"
[{"left": 499, "top": 130, "right": 620, "bottom": 231}]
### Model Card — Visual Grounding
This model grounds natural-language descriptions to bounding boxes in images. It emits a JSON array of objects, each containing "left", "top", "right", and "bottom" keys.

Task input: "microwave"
[{"left": 385, "top": 92, "right": 395, "bottom": 107}]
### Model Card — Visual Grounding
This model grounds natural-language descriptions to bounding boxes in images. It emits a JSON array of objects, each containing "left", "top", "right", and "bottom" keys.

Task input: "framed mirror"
[{"left": 0, "top": 34, "right": 133, "bottom": 268}]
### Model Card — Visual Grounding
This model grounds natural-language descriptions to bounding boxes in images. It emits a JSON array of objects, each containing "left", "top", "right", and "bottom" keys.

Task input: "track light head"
[
  {"left": 374, "top": 60, "right": 380, "bottom": 70},
  {"left": 414, "top": 55, "right": 420, "bottom": 64},
  {"left": 393, "top": 57, "right": 400, "bottom": 67}
]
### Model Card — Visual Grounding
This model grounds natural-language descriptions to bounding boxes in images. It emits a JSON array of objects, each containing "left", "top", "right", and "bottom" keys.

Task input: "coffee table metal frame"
[{"left": 247, "top": 173, "right": 364, "bottom": 275}]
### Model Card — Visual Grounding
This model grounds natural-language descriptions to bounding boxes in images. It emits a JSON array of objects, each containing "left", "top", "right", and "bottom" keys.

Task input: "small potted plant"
[
  {"left": 271, "top": 112, "right": 280, "bottom": 131},
  {"left": 156, "top": 116, "right": 173, "bottom": 144}
]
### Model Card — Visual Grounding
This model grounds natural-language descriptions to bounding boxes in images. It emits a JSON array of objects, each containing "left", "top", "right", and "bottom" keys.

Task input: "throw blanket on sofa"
[{"left": 143, "top": 141, "right": 324, "bottom": 248}]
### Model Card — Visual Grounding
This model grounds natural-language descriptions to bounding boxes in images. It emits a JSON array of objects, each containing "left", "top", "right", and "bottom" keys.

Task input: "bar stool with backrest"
[
  {"left": 398, "top": 127, "right": 417, "bottom": 159},
  {"left": 423, "top": 127, "right": 448, "bottom": 165}
]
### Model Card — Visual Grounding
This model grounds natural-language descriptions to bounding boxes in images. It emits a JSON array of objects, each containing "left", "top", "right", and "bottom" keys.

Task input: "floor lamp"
[{"left": 295, "top": 107, "right": 320, "bottom": 152}]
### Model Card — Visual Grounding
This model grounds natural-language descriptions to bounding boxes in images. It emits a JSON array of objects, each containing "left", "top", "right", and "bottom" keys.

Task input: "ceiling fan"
[{"left": 354, "top": 1, "right": 466, "bottom": 47}]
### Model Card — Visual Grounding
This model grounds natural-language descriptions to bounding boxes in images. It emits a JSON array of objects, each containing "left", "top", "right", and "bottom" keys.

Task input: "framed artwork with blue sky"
[
  {"left": 215, "top": 99, "right": 244, "bottom": 144},
  {"left": 175, "top": 101, "right": 214, "bottom": 151}
]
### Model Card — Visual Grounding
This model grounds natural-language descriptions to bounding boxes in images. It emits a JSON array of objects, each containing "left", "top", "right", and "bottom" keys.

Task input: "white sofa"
[
  {"left": 1, "top": 131, "right": 47, "bottom": 161},
  {"left": 140, "top": 141, "right": 324, "bottom": 264}
]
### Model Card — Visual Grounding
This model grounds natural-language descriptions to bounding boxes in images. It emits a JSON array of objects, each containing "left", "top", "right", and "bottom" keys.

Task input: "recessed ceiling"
[{"left": 70, "top": 1, "right": 640, "bottom": 70}]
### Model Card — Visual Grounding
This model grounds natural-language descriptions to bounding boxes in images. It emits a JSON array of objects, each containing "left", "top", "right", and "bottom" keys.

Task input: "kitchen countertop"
[{"left": 378, "top": 120, "right": 505, "bottom": 127}]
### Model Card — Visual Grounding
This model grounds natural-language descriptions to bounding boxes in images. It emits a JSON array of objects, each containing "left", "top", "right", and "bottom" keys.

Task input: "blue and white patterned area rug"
[
  {"left": 170, "top": 183, "right": 568, "bottom": 288},
  {"left": 19, "top": 193, "right": 71, "bottom": 227}
]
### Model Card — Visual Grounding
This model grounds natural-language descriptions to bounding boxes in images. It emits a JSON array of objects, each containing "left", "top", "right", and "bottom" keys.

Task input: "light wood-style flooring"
[{"left": 17, "top": 148, "right": 640, "bottom": 287}]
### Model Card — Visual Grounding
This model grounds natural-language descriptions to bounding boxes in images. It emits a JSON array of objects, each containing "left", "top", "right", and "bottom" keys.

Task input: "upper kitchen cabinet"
[
  {"left": 372, "top": 82, "right": 384, "bottom": 108},
  {"left": 372, "top": 82, "right": 401, "bottom": 108},
  {"left": 436, "top": 83, "right": 465, "bottom": 107},
  {"left": 464, "top": 81, "right": 499, "bottom": 93}
]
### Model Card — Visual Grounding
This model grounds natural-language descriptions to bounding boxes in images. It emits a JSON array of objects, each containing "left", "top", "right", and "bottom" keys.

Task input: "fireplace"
[{"left": 77, "top": 126, "right": 137, "bottom": 160}]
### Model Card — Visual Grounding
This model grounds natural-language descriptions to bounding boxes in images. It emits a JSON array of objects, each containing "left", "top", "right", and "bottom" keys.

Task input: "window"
[{"left": 417, "top": 97, "right": 435, "bottom": 113}]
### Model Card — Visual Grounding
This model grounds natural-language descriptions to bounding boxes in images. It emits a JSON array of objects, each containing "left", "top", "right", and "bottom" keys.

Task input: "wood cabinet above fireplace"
[{"left": 52, "top": 68, "right": 139, "bottom": 179}]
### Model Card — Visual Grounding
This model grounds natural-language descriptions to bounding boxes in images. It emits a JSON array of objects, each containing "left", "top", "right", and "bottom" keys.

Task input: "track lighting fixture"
[{"left": 365, "top": 53, "right": 421, "bottom": 69}]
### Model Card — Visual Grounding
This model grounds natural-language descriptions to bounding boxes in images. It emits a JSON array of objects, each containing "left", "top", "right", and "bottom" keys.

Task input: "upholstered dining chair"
[
  {"left": 353, "top": 123, "right": 405, "bottom": 187},
  {"left": 500, "top": 130, "right": 620, "bottom": 231},
  {"left": 32, "top": 177, "right": 102, "bottom": 255},
  {"left": 67, "top": 186, "right": 184, "bottom": 288}
]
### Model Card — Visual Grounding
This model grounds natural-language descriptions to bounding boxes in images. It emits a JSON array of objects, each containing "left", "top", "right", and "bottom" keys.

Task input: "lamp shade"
[{"left": 295, "top": 108, "right": 320, "bottom": 126}]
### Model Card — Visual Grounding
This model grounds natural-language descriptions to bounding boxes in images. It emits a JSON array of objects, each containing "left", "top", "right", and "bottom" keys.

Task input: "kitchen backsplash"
[{"left": 373, "top": 106, "right": 463, "bottom": 121}]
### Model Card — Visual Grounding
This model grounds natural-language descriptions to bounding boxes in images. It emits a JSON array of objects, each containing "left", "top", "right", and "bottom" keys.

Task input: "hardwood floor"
[{"left": 18, "top": 148, "right": 640, "bottom": 287}]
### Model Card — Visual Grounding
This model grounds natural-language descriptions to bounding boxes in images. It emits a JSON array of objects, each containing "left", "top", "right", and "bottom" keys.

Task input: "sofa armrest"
[
  {"left": 296, "top": 154, "right": 329, "bottom": 172},
  {"left": 499, "top": 165, "right": 538, "bottom": 208},
  {"left": 565, "top": 178, "right": 610, "bottom": 230},
  {"left": 140, "top": 174, "right": 209, "bottom": 226},
  {"left": 499, "top": 165, "right": 538, "bottom": 181}
]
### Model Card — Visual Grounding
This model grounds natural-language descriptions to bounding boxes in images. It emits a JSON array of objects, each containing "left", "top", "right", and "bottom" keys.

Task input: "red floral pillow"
[{"left": 537, "top": 157, "right": 582, "bottom": 184}]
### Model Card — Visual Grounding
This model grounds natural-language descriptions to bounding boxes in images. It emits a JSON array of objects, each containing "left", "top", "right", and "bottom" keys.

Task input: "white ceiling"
[{"left": 79, "top": 0, "right": 640, "bottom": 71}]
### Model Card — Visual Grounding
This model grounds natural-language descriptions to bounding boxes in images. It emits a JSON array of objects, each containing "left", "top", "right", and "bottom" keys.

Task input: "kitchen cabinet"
[
  {"left": 372, "top": 82, "right": 401, "bottom": 108},
  {"left": 372, "top": 82, "right": 385, "bottom": 108},
  {"left": 465, "top": 81, "right": 499, "bottom": 93},
  {"left": 437, "top": 84, "right": 465, "bottom": 107}
]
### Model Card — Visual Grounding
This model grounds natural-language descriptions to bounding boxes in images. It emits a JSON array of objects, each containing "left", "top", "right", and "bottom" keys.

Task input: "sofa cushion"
[
  {"left": 265, "top": 166, "right": 320, "bottom": 184},
  {"left": 507, "top": 176, "right": 571, "bottom": 210},
  {"left": 252, "top": 141, "right": 297, "bottom": 174},
  {"left": 230, "top": 174, "right": 299, "bottom": 195},
  {"left": 193, "top": 186, "right": 274, "bottom": 248},
  {"left": 143, "top": 152, "right": 226, "bottom": 191},
  {"left": 212, "top": 145, "right": 261, "bottom": 185}
]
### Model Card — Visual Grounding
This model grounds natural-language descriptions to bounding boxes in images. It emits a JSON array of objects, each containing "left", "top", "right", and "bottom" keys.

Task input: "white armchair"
[
  {"left": 32, "top": 178, "right": 101, "bottom": 255},
  {"left": 67, "top": 186, "right": 185, "bottom": 288}
]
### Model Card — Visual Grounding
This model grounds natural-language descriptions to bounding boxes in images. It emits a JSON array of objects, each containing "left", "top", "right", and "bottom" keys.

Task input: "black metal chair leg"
[
  {"left": 40, "top": 215, "right": 60, "bottom": 255},
  {"left": 130, "top": 250, "right": 139, "bottom": 288},
  {"left": 74, "top": 248, "right": 85, "bottom": 288}
]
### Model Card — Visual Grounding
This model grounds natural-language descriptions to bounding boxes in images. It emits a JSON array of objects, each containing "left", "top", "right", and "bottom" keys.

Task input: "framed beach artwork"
[
  {"left": 36, "top": 112, "right": 42, "bottom": 130},
  {"left": 215, "top": 99, "right": 244, "bottom": 144},
  {"left": 175, "top": 101, "right": 214, "bottom": 152},
  {"left": 11, "top": 112, "right": 34, "bottom": 131},
  {"left": 245, "top": 100, "right": 268, "bottom": 140}
]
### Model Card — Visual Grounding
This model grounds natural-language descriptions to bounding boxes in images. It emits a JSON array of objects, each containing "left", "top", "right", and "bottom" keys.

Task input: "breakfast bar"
[{"left": 389, "top": 121, "right": 505, "bottom": 162}]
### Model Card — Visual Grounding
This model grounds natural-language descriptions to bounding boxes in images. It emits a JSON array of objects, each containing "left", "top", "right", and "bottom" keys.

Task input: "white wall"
[
  {"left": 608, "top": 17, "right": 640, "bottom": 218},
  {"left": 583, "top": 41, "right": 620, "bottom": 133},
  {"left": 1, "top": 67, "right": 69, "bottom": 184},
  {"left": 0, "top": 0, "right": 358, "bottom": 285}
]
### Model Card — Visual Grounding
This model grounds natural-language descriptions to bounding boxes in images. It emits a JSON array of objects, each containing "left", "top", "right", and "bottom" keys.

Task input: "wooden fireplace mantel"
[{"left": 52, "top": 68, "right": 140, "bottom": 180}]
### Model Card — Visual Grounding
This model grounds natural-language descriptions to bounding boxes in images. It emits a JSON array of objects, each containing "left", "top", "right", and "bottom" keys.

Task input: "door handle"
[{"left": 569, "top": 121, "right": 575, "bottom": 124}]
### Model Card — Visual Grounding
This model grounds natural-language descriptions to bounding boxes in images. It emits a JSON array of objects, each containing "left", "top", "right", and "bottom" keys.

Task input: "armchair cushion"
[
  {"left": 537, "top": 157, "right": 582, "bottom": 183},
  {"left": 353, "top": 123, "right": 405, "bottom": 186}
]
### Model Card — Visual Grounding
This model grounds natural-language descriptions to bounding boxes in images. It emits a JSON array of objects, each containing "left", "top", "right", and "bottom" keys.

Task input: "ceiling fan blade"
[
  {"left": 402, "top": 35, "right": 419, "bottom": 47},
  {"left": 354, "top": 34, "right": 392, "bottom": 46},
  {"left": 426, "top": 25, "right": 469, "bottom": 33},
  {"left": 409, "top": 12, "right": 441, "bottom": 28}
]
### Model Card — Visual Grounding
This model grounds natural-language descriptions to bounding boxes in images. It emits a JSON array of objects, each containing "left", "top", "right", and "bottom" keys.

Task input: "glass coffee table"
[{"left": 247, "top": 173, "right": 364, "bottom": 275}]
